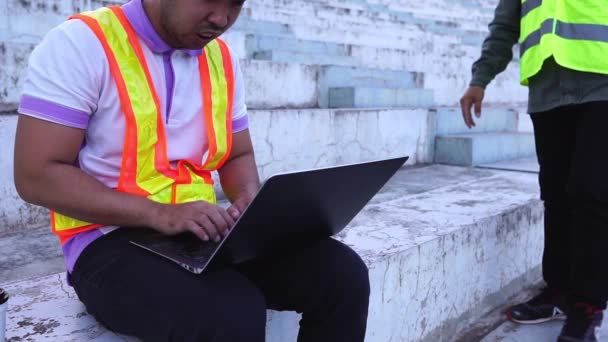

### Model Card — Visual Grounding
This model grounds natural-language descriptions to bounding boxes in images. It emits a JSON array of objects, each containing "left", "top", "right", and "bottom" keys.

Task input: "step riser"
[
  {"left": 1, "top": 109, "right": 432, "bottom": 233},
  {"left": 243, "top": 60, "right": 428, "bottom": 109},
  {"left": 252, "top": 50, "right": 358, "bottom": 68},
  {"left": 329, "top": 87, "right": 434, "bottom": 108},
  {"left": 247, "top": 35, "right": 351, "bottom": 57},
  {"left": 266, "top": 203, "right": 544, "bottom": 342},
  {"left": 434, "top": 108, "right": 519, "bottom": 135},
  {"left": 241, "top": 60, "right": 320, "bottom": 109},
  {"left": 3, "top": 168, "right": 545, "bottom": 342},
  {"left": 435, "top": 134, "right": 536, "bottom": 166}
]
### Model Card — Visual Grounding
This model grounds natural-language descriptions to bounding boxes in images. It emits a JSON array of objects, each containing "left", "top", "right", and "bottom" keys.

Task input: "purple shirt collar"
[{"left": 122, "top": 0, "right": 202, "bottom": 56}]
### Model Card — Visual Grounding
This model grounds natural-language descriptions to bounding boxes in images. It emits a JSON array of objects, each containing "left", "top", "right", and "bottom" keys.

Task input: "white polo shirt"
[{"left": 18, "top": 0, "right": 248, "bottom": 272}]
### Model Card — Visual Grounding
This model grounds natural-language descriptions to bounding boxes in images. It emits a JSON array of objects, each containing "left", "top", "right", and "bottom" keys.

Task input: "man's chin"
[{"left": 190, "top": 35, "right": 213, "bottom": 49}]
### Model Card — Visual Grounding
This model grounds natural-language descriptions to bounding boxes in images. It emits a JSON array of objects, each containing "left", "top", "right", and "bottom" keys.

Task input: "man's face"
[{"left": 160, "top": 0, "right": 245, "bottom": 49}]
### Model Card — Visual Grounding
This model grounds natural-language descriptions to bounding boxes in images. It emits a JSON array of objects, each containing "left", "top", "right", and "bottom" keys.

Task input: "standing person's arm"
[{"left": 460, "top": 0, "right": 521, "bottom": 128}]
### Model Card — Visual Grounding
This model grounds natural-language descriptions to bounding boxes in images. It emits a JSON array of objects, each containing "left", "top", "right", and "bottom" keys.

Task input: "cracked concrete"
[
  {"left": 1, "top": 165, "right": 544, "bottom": 341},
  {"left": 248, "top": 108, "right": 431, "bottom": 181}
]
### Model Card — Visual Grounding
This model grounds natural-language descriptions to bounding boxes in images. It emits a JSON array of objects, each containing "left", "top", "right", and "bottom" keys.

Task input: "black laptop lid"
[{"left": 217, "top": 156, "right": 409, "bottom": 264}]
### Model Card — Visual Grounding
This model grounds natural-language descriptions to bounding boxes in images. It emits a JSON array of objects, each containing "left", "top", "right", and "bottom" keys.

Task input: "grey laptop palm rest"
[{"left": 130, "top": 156, "right": 409, "bottom": 274}]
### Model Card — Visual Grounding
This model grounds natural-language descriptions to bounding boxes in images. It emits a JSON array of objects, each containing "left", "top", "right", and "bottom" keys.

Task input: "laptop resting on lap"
[{"left": 130, "top": 156, "right": 408, "bottom": 274}]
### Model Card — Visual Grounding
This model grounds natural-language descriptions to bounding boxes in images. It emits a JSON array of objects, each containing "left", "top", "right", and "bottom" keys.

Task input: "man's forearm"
[
  {"left": 218, "top": 151, "right": 260, "bottom": 203},
  {"left": 471, "top": 0, "right": 521, "bottom": 88},
  {"left": 16, "top": 161, "right": 161, "bottom": 228}
]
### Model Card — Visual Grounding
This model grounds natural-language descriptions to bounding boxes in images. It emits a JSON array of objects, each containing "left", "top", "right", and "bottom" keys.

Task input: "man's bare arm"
[
  {"left": 14, "top": 115, "right": 232, "bottom": 241},
  {"left": 218, "top": 129, "right": 260, "bottom": 219}
]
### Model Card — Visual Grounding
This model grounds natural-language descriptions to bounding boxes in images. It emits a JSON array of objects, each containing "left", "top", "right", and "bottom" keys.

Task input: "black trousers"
[
  {"left": 531, "top": 101, "right": 608, "bottom": 308},
  {"left": 69, "top": 228, "right": 370, "bottom": 342}
]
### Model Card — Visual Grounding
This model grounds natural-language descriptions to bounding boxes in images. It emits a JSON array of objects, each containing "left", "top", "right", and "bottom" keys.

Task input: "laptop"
[{"left": 130, "top": 156, "right": 408, "bottom": 274}]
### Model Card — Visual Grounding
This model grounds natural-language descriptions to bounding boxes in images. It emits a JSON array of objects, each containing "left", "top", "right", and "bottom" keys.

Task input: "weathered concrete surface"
[
  {"left": 1, "top": 108, "right": 432, "bottom": 234},
  {"left": 0, "top": 226, "right": 63, "bottom": 285},
  {"left": 435, "top": 132, "right": 536, "bottom": 166},
  {"left": 481, "top": 319, "right": 608, "bottom": 342},
  {"left": 477, "top": 157, "right": 539, "bottom": 174},
  {"left": 2, "top": 165, "right": 544, "bottom": 342},
  {"left": 2, "top": 0, "right": 527, "bottom": 111},
  {"left": 248, "top": 108, "right": 433, "bottom": 180}
]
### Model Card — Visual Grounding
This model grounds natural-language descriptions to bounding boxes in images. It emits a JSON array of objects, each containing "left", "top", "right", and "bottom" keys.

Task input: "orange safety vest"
[{"left": 51, "top": 6, "right": 234, "bottom": 244}]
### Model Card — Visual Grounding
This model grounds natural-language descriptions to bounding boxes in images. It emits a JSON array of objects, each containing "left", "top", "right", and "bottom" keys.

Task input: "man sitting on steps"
[{"left": 13, "top": 0, "right": 370, "bottom": 341}]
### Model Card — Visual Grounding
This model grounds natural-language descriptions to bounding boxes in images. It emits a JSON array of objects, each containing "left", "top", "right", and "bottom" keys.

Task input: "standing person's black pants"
[
  {"left": 531, "top": 101, "right": 608, "bottom": 309},
  {"left": 68, "top": 228, "right": 370, "bottom": 341}
]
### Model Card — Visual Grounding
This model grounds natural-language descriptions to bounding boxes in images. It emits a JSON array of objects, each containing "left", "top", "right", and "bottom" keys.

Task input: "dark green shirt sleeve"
[{"left": 470, "top": 0, "right": 521, "bottom": 88}]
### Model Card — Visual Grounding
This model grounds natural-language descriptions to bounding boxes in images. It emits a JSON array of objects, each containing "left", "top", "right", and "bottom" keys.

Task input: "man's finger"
[
  {"left": 217, "top": 208, "right": 236, "bottom": 235},
  {"left": 206, "top": 210, "right": 232, "bottom": 240},
  {"left": 474, "top": 99, "right": 483, "bottom": 118},
  {"left": 460, "top": 97, "right": 474, "bottom": 128},
  {"left": 227, "top": 206, "right": 240, "bottom": 220},
  {"left": 196, "top": 215, "right": 222, "bottom": 242},
  {"left": 185, "top": 221, "right": 209, "bottom": 241}
]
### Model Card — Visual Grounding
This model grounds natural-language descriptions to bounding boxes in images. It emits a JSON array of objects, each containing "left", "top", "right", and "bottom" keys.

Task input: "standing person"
[
  {"left": 460, "top": 1, "right": 608, "bottom": 341},
  {"left": 13, "top": 1, "right": 370, "bottom": 341}
]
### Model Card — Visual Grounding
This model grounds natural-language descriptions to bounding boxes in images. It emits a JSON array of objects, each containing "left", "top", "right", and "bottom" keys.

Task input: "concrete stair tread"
[
  {"left": 480, "top": 319, "right": 608, "bottom": 341},
  {"left": 438, "top": 132, "right": 534, "bottom": 138},
  {"left": 239, "top": 59, "right": 428, "bottom": 109},
  {"left": 328, "top": 87, "right": 433, "bottom": 108},
  {"left": 253, "top": 50, "right": 358, "bottom": 67},
  {"left": 238, "top": 2, "right": 494, "bottom": 36},
  {"left": 3, "top": 165, "right": 542, "bottom": 341},
  {"left": 476, "top": 157, "right": 540, "bottom": 174},
  {"left": 0, "top": 226, "right": 64, "bottom": 286},
  {"left": 247, "top": 35, "right": 352, "bottom": 57}
]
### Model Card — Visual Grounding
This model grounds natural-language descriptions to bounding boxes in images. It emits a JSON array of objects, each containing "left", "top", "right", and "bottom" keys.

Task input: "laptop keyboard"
[{"left": 178, "top": 240, "right": 217, "bottom": 260}]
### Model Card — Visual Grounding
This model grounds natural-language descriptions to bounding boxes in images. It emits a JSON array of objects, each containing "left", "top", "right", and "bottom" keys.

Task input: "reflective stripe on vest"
[
  {"left": 519, "top": 0, "right": 608, "bottom": 85},
  {"left": 51, "top": 6, "right": 234, "bottom": 244}
]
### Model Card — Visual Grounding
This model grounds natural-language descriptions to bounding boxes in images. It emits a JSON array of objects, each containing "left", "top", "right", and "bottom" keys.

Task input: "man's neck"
[{"left": 141, "top": 0, "right": 177, "bottom": 49}]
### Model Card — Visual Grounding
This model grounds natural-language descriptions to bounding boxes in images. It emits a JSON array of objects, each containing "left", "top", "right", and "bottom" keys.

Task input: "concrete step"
[
  {"left": 480, "top": 318, "right": 608, "bottom": 341},
  {"left": 246, "top": 34, "right": 352, "bottom": 57},
  {"left": 220, "top": 25, "right": 523, "bottom": 108},
  {"left": 320, "top": 65, "right": 424, "bottom": 108},
  {"left": 321, "top": 65, "right": 423, "bottom": 89},
  {"left": 0, "top": 226, "right": 64, "bottom": 285},
  {"left": 434, "top": 107, "right": 519, "bottom": 135},
  {"left": 239, "top": 0, "right": 494, "bottom": 39},
  {"left": 240, "top": 59, "right": 320, "bottom": 109},
  {"left": 241, "top": 60, "right": 428, "bottom": 109},
  {"left": 477, "top": 157, "right": 539, "bottom": 174},
  {"left": 247, "top": 107, "right": 432, "bottom": 179},
  {"left": 435, "top": 132, "right": 536, "bottom": 166},
  {"left": 328, "top": 87, "right": 434, "bottom": 108},
  {"left": 1, "top": 108, "right": 434, "bottom": 234},
  {"left": 252, "top": 49, "right": 357, "bottom": 67},
  {"left": 2, "top": 164, "right": 544, "bottom": 342}
]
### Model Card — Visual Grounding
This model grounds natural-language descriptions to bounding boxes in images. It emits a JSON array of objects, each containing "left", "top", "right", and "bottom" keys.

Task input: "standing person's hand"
[
  {"left": 150, "top": 201, "right": 235, "bottom": 242},
  {"left": 460, "top": 86, "right": 485, "bottom": 128}
]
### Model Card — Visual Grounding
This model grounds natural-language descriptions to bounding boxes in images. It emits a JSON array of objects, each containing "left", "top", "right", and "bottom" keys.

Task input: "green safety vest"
[{"left": 519, "top": 0, "right": 608, "bottom": 85}]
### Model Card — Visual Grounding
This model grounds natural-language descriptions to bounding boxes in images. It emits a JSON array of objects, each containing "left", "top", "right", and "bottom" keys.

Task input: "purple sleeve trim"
[
  {"left": 19, "top": 95, "right": 90, "bottom": 129},
  {"left": 232, "top": 114, "right": 249, "bottom": 133},
  {"left": 62, "top": 229, "right": 104, "bottom": 273}
]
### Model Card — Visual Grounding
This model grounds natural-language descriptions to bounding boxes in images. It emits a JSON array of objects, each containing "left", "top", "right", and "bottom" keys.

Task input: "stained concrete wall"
[{"left": 1, "top": 0, "right": 526, "bottom": 112}]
